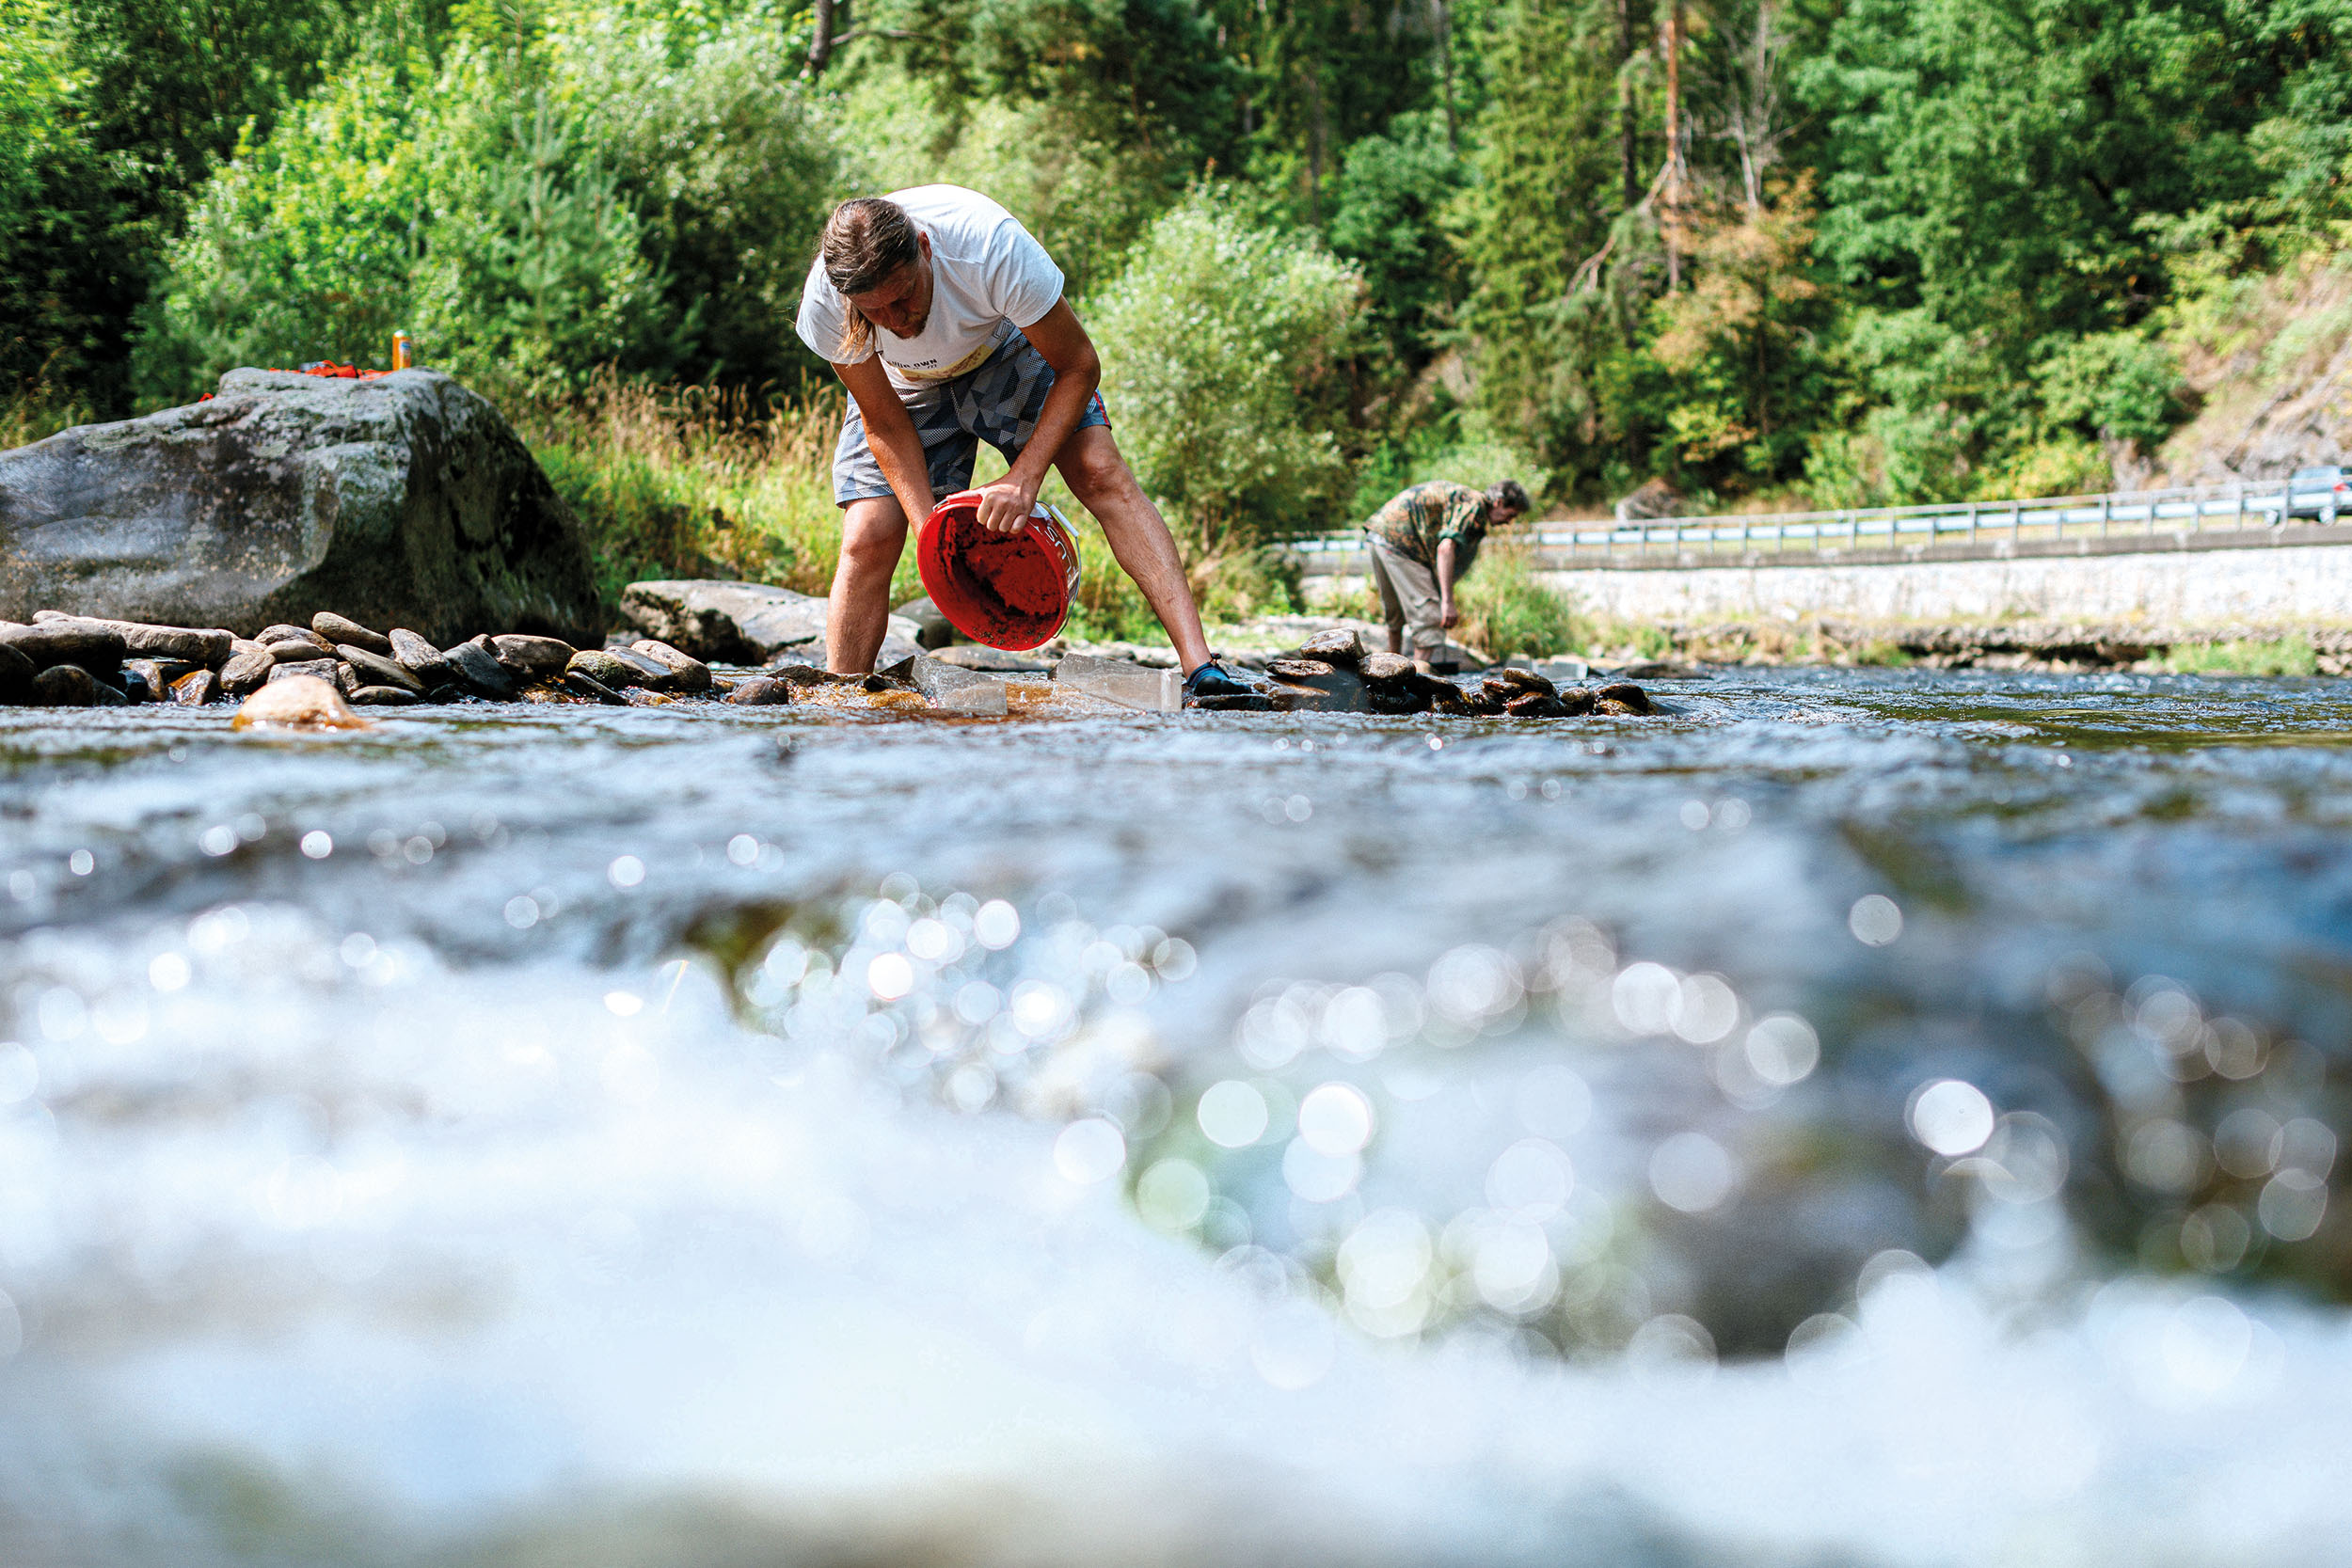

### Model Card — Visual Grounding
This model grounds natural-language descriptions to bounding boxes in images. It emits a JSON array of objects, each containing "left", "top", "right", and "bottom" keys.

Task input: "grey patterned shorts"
[{"left": 832, "top": 332, "right": 1110, "bottom": 506}]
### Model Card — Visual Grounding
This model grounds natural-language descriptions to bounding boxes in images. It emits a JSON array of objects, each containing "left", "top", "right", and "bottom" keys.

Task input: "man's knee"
[{"left": 1059, "top": 433, "right": 1133, "bottom": 504}]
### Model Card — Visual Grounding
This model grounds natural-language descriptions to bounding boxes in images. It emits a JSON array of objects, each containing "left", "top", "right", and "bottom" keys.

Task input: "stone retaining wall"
[{"left": 1305, "top": 533, "right": 2352, "bottom": 627}]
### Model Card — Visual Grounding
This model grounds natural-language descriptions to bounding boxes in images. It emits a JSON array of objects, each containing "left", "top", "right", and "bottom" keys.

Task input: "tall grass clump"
[
  {"left": 1455, "top": 542, "right": 1577, "bottom": 659},
  {"left": 516, "top": 375, "right": 847, "bottom": 611}
]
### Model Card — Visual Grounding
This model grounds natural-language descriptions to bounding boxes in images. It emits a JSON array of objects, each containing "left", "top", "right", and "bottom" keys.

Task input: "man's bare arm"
[
  {"left": 834, "top": 356, "right": 935, "bottom": 523},
  {"left": 973, "top": 299, "right": 1101, "bottom": 532},
  {"left": 1436, "top": 538, "right": 1462, "bottom": 629}
]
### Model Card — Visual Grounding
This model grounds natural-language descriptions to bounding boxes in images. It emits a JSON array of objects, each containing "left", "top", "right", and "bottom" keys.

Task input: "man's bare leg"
[
  {"left": 826, "top": 496, "right": 908, "bottom": 673},
  {"left": 1055, "top": 426, "right": 1214, "bottom": 673}
]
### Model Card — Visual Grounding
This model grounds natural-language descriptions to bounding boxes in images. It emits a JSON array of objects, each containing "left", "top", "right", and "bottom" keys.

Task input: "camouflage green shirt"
[{"left": 1366, "top": 481, "right": 1490, "bottom": 568}]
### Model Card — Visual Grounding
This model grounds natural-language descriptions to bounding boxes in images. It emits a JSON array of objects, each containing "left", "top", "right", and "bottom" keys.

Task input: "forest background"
[{"left": 7, "top": 0, "right": 2352, "bottom": 644}]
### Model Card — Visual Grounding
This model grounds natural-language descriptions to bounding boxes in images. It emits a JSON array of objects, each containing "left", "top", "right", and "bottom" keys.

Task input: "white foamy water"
[{"left": 3, "top": 673, "right": 2348, "bottom": 1564}]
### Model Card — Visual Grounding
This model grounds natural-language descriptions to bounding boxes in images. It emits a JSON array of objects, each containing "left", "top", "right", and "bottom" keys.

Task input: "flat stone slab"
[
  {"left": 622, "top": 579, "right": 925, "bottom": 664},
  {"left": 881, "top": 652, "right": 1008, "bottom": 716},
  {"left": 1054, "top": 653, "right": 1181, "bottom": 712}
]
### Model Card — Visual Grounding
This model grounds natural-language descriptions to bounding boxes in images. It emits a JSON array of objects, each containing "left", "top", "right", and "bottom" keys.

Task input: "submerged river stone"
[
  {"left": 0, "top": 369, "right": 602, "bottom": 644},
  {"left": 232, "top": 673, "right": 368, "bottom": 730}
]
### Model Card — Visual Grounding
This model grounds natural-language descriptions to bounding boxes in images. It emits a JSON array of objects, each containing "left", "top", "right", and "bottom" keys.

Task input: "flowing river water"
[{"left": 1, "top": 667, "right": 2347, "bottom": 1566}]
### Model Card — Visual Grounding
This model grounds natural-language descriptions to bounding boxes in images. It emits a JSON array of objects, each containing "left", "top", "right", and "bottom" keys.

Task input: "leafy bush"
[
  {"left": 1456, "top": 543, "right": 1575, "bottom": 659},
  {"left": 1087, "top": 187, "right": 1368, "bottom": 553},
  {"left": 135, "top": 7, "right": 840, "bottom": 407}
]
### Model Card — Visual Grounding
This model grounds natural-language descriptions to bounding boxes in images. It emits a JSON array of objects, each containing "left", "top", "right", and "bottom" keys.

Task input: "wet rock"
[
  {"left": 229, "top": 637, "right": 268, "bottom": 657},
  {"left": 1295, "top": 628, "right": 1365, "bottom": 667},
  {"left": 0, "top": 617, "right": 126, "bottom": 669},
  {"left": 95, "top": 621, "right": 233, "bottom": 664},
  {"left": 349, "top": 685, "right": 421, "bottom": 706},
  {"left": 217, "top": 649, "right": 274, "bottom": 695},
  {"left": 619, "top": 687, "right": 673, "bottom": 706},
  {"left": 1267, "top": 656, "right": 1342, "bottom": 683},
  {"left": 558, "top": 671, "right": 626, "bottom": 705},
  {"left": 259, "top": 624, "right": 330, "bottom": 651},
  {"left": 724, "top": 676, "right": 792, "bottom": 705},
  {"left": 30, "top": 663, "right": 96, "bottom": 705},
  {"left": 120, "top": 657, "right": 167, "bottom": 703},
  {"left": 491, "top": 633, "right": 574, "bottom": 678},
  {"left": 1189, "top": 691, "right": 1277, "bottom": 712},
  {"left": 0, "top": 640, "right": 29, "bottom": 701},
  {"left": 620, "top": 578, "right": 924, "bottom": 664},
  {"left": 387, "top": 627, "right": 453, "bottom": 689},
  {"left": 1, "top": 368, "right": 603, "bottom": 643},
  {"left": 518, "top": 680, "right": 599, "bottom": 705},
  {"left": 268, "top": 658, "right": 339, "bottom": 685},
  {"left": 1502, "top": 691, "right": 1570, "bottom": 719},
  {"left": 895, "top": 595, "right": 957, "bottom": 649},
  {"left": 1359, "top": 651, "right": 1420, "bottom": 683},
  {"left": 1595, "top": 681, "right": 1655, "bottom": 715},
  {"left": 1483, "top": 666, "right": 1557, "bottom": 700},
  {"left": 600, "top": 644, "right": 675, "bottom": 686},
  {"left": 567, "top": 649, "right": 646, "bottom": 689},
  {"left": 232, "top": 673, "right": 369, "bottom": 730},
  {"left": 1553, "top": 686, "right": 1598, "bottom": 716},
  {"left": 332, "top": 662, "right": 362, "bottom": 699},
  {"left": 264, "top": 640, "right": 329, "bottom": 665},
  {"left": 769, "top": 663, "right": 858, "bottom": 689},
  {"left": 339, "top": 645, "right": 422, "bottom": 694},
  {"left": 629, "top": 639, "right": 712, "bottom": 693},
  {"left": 312, "top": 611, "right": 392, "bottom": 655},
  {"left": 170, "top": 669, "right": 217, "bottom": 705},
  {"left": 442, "top": 636, "right": 518, "bottom": 700},
  {"left": 1264, "top": 682, "right": 1338, "bottom": 712},
  {"left": 88, "top": 673, "right": 128, "bottom": 706}
]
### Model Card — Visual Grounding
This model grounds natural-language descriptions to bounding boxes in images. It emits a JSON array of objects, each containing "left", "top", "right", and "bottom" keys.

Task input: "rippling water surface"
[{"left": 3, "top": 668, "right": 2348, "bottom": 1566}]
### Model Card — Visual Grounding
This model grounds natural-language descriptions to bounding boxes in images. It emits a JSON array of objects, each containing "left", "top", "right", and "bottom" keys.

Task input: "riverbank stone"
[
  {"left": 217, "top": 650, "right": 274, "bottom": 695},
  {"left": 0, "top": 369, "right": 603, "bottom": 645},
  {"left": 621, "top": 578, "right": 926, "bottom": 665},
  {"left": 31, "top": 663, "right": 96, "bottom": 705},
  {"left": 268, "top": 658, "right": 338, "bottom": 686},
  {"left": 313, "top": 612, "right": 392, "bottom": 656},
  {"left": 233, "top": 673, "right": 368, "bottom": 731},
  {"left": 340, "top": 645, "right": 422, "bottom": 694},
  {"left": 170, "top": 669, "right": 216, "bottom": 705},
  {"left": 1, "top": 618, "right": 126, "bottom": 669},
  {"left": 350, "top": 686, "right": 421, "bottom": 706},
  {"left": 492, "top": 633, "right": 574, "bottom": 678},
  {"left": 723, "top": 676, "right": 792, "bottom": 706},
  {"left": 387, "top": 628, "right": 453, "bottom": 689},
  {"left": 442, "top": 637, "right": 518, "bottom": 700},
  {"left": 629, "top": 639, "right": 712, "bottom": 693}
]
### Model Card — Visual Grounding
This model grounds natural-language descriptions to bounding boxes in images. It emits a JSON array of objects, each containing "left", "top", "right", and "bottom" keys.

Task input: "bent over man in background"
[
  {"left": 797, "top": 186, "right": 1247, "bottom": 700},
  {"left": 1362, "top": 479, "right": 1530, "bottom": 670}
]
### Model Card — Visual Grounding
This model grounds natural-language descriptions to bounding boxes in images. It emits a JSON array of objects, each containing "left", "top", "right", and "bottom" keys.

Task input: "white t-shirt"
[{"left": 796, "top": 185, "right": 1065, "bottom": 400}]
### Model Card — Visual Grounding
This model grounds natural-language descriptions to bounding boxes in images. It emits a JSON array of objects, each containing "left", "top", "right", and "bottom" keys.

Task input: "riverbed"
[{"left": 2, "top": 667, "right": 2346, "bottom": 1566}]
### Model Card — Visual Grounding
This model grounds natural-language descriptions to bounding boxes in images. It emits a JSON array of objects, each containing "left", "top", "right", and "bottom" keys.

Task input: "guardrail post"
[
  {"left": 1967, "top": 502, "right": 1979, "bottom": 548},
  {"left": 2099, "top": 494, "right": 2111, "bottom": 539}
]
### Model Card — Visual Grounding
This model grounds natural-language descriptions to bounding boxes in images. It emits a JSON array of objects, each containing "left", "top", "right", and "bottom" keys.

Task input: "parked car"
[{"left": 2286, "top": 464, "right": 2350, "bottom": 521}]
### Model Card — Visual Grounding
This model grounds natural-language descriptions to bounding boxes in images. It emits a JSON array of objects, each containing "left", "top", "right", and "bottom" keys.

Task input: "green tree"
[
  {"left": 1088, "top": 187, "right": 1368, "bottom": 552},
  {"left": 1327, "top": 110, "right": 1471, "bottom": 363}
]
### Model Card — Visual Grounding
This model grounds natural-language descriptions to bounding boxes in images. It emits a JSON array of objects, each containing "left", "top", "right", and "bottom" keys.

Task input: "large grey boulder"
[
  {"left": 621, "top": 578, "right": 923, "bottom": 666},
  {"left": 0, "top": 369, "right": 602, "bottom": 645}
]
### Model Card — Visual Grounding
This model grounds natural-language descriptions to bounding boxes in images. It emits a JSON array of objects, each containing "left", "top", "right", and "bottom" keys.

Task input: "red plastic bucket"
[{"left": 915, "top": 490, "right": 1081, "bottom": 651}]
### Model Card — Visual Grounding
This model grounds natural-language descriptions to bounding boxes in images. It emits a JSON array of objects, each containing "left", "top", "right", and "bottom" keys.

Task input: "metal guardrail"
[{"left": 1289, "top": 478, "right": 2352, "bottom": 566}]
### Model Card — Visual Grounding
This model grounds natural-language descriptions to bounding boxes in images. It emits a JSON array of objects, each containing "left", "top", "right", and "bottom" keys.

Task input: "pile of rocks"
[
  {"left": 0, "top": 609, "right": 751, "bottom": 709},
  {"left": 1197, "top": 628, "right": 1655, "bottom": 717}
]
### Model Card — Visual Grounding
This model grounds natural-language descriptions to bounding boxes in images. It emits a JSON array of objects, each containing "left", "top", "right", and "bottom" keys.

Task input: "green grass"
[{"left": 2160, "top": 638, "right": 2320, "bottom": 676}]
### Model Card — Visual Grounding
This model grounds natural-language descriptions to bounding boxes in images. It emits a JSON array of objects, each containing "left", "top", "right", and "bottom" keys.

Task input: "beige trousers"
[{"left": 1365, "top": 534, "right": 1445, "bottom": 654}]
